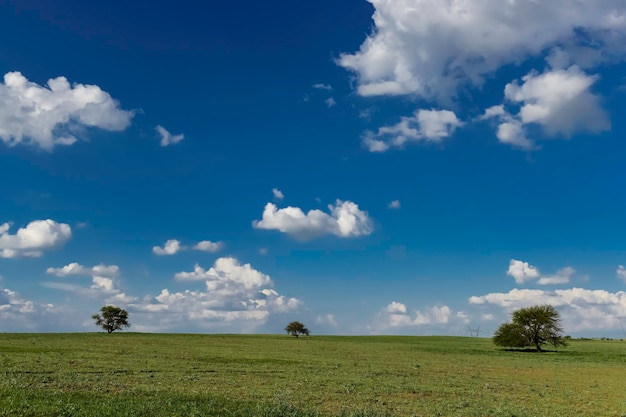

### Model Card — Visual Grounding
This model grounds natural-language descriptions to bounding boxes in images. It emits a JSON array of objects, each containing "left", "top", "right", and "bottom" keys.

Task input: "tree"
[
  {"left": 285, "top": 321, "right": 309, "bottom": 338},
  {"left": 92, "top": 305, "right": 130, "bottom": 334},
  {"left": 493, "top": 305, "right": 566, "bottom": 351}
]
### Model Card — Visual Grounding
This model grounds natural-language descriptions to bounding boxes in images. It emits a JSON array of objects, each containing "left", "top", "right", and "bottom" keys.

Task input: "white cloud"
[
  {"left": 156, "top": 125, "right": 184, "bottom": 147},
  {"left": 91, "top": 264, "right": 120, "bottom": 277},
  {"left": 469, "top": 287, "right": 626, "bottom": 332},
  {"left": 175, "top": 257, "right": 272, "bottom": 297},
  {"left": 193, "top": 240, "right": 223, "bottom": 253},
  {"left": 316, "top": 314, "right": 338, "bottom": 327},
  {"left": 618, "top": 265, "right": 626, "bottom": 283},
  {"left": 507, "top": 259, "right": 574, "bottom": 286},
  {"left": 47, "top": 262, "right": 119, "bottom": 278},
  {"left": 313, "top": 83, "right": 333, "bottom": 90},
  {"left": 272, "top": 188, "right": 284, "bottom": 200},
  {"left": 253, "top": 200, "right": 373, "bottom": 241},
  {"left": 363, "top": 109, "right": 461, "bottom": 152},
  {"left": 0, "top": 220, "right": 71, "bottom": 258},
  {"left": 339, "top": 0, "right": 626, "bottom": 100},
  {"left": 325, "top": 97, "right": 337, "bottom": 108},
  {"left": 507, "top": 259, "right": 540, "bottom": 284},
  {"left": 483, "top": 66, "right": 610, "bottom": 149},
  {"left": 152, "top": 239, "right": 182, "bottom": 255},
  {"left": 130, "top": 257, "right": 301, "bottom": 332},
  {"left": 538, "top": 267, "right": 576, "bottom": 286},
  {"left": 388, "top": 200, "right": 401, "bottom": 209},
  {"left": 45, "top": 262, "right": 124, "bottom": 300},
  {"left": 46, "top": 262, "right": 89, "bottom": 277},
  {"left": 386, "top": 301, "right": 407, "bottom": 314},
  {"left": 0, "top": 286, "right": 55, "bottom": 330},
  {"left": 414, "top": 306, "right": 452, "bottom": 325},
  {"left": 0, "top": 72, "right": 132, "bottom": 150},
  {"left": 380, "top": 302, "right": 454, "bottom": 328}
]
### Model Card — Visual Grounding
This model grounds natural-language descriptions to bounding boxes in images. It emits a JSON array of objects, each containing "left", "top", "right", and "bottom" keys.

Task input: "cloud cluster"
[
  {"left": 0, "top": 286, "right": 55, "bottom": 331},
  {"left": 129, "top": 257, "right": 301, "bottom": 332},
  {"left": 153, "top": 239, "right": 223, "bottom": 255},
  {"left": 0, "top": 72, "right": 133, "bottom": 150},
  {"left": 363, "top": 109, "right": 461, "bottom": 152},
  {"left": 618, "top": 265, "right": 626, "bottom": 283},
  {"left": 507, "top": 259, "right": 575, "bottom": 286},
  {"left": 482, "top": 66, "right": 610, "bottom": 149},
  {"left": 381, "top": 301, "right": 455, "bottom": 327},
  {"left": 253, "top": 200, "right": 373, "bottom": 240},
  {"left": 45, "top": 262, "right": 132, "bottom": 302},
  {"left": 0, "top": 220, "right": 71, "bottom": 258},
  {"left": 469, "top": 287, "right": 626, "bottom": 332},
  {"left": 339, "top": 0, "right": 626, "bottom": 100}
]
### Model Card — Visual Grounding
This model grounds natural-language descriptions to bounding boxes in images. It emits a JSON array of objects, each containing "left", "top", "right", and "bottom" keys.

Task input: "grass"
[{"left": 0, "top": 333, "right": 625, "bottom": 416}]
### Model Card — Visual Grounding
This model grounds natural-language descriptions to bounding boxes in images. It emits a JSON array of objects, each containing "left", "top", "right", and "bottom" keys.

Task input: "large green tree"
[
  {"left": 493, "top": 305, "right": 566, "bottom": 351},
  {"left": 285, "top": 321, "right": 309, "bottom": 338},
  {"left": 92, "top": 305, "right": 131, "bottom": 334}
]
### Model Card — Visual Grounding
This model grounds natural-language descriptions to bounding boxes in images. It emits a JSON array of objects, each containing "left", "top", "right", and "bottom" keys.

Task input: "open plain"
[{"left": 0, "top": 334, "right": 625, "bottom": 416}]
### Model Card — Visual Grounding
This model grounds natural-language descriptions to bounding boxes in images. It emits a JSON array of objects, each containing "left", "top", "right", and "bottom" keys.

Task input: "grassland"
[{"left": 0, "top": 333, "right": 625, "bottom": 416}]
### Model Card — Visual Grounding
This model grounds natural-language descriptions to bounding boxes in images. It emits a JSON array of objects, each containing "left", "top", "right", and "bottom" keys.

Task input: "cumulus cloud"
[
  {"left": 483, "top": 66, "right": 610, "bottom": 149},
  {"left": 388, "top": 200, "right": 401, "bottom": 209},
  {"left": 362, "top": 109, "right": 461, "bottom": 152},
  {"left": 618, "top": 265, "right": 626, "bottom": 283},
  {"left": 0, "top": 286, "right": 55, "bottom": 330},
  {"left": 538, "top": 267, "right": 576, "bottom": 286},
  {"left": 130, "top": 257, "right": 301, "bottom": 332},
  {"left": 153, "top": 239, "right": 223, "bottom": 255},
  {"left": 469, "top": 287, "right": 626, "bottom": 332},
  {"left": 272, "top": 188, "right": 284, "bottom": 200},
  {"left": 46, "top": 262, "right": 119, "bottom": 278},
  {"left": 253, "top": 200, "right": 373, "bottom": 240},
  {"left": 45, "top": 261, "right": 129, "bottom": 302},
  {"left": 0, "top": 220, "right": 71, "bottom": 258},
  {"left": 507, "top": 259, "right": 540, "bottom": 284},
  {"left": 0, "top": 71, "right": 133, "bottom": 150},
  {"left": 380, "top": 301, "right": 454, "bottom": 328},
  {"left": 339, "top": 0, "right": 626, "bottom": 100},
  {"left": 325, "top": 97, "right": 337, "bottom": 108},
  {"left": 386, "top": 301, "right": 407, "bottom": 314},
  {"left": 152, "top": 239, "right": 183, "bottom": 255},
  {"left": 156, "top": 125, "right": 184, "bottom": 147},
  {"left": 175, "top": 257, "right": 272, "bottom": 294},
  {"left": 193, "top": 240, "right": 223, "bottom": 253},
  {"left": 507, "top": 259, "right": 574, "bottom": 286}
]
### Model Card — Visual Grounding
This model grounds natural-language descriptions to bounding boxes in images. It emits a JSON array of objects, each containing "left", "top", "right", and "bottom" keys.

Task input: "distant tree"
[
  {"left": 92, "top": 305, "right": 130, "bottom": 334},
  {"left": 493, "top": 305, "right": 566, "bottom": 351},
  {"left": 285, "top": 321, "right": 309, "bottom": 338}
]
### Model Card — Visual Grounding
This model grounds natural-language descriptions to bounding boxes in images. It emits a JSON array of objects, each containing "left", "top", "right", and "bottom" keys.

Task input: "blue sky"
[{"left": 1, "top": 0, "right": 626, "bottom": 336}]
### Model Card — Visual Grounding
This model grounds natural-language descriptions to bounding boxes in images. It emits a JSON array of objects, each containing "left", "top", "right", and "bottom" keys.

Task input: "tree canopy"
[
  {"left": 285, "top": 321, "right": 309, "bottom": 338},
  {"left": 493, "top": 304, "right": 566, "bottom": 351},
  {"left": 92, "top": 305, "right": 131, "bottom": 334}
]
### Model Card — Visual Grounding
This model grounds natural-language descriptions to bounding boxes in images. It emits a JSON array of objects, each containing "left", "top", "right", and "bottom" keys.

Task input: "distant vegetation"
[
  {"left": 285, "top": 321, "right": 309, "bottom": 338},
  {"left": 92, "top": 305, "right": 131, "bottom": 333},
  {"left": 493, "top": 304, "right": 567, "bottom": 351},
  {"left": 1, "top": 334, "right": 624, "bottom": 416}
]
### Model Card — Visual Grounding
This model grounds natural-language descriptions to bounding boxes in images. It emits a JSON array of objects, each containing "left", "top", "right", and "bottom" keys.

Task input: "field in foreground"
[{"left": 0, "top": 334, "right": 625, "bottom": 416}]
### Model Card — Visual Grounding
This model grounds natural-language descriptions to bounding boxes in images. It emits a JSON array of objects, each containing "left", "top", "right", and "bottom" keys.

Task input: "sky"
[{"left": 1, "top": 0, "right": 626, "bottom": 336}]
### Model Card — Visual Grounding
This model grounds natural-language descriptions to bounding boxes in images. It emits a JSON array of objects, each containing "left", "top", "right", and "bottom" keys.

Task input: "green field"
[{"left": 0, "top": 334, "right": 625, "bottom": 416}]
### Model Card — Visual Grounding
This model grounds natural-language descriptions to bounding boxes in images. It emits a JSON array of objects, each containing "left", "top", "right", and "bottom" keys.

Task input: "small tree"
[
  {"left": 285, "top": 321, "right": 309, "bottom": 338},
  {"left": 92, "top": 305, "right": 130, "bottom": 334},
  {"left": 494, "top": 305, "right": 566, "bottom": 351}
]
